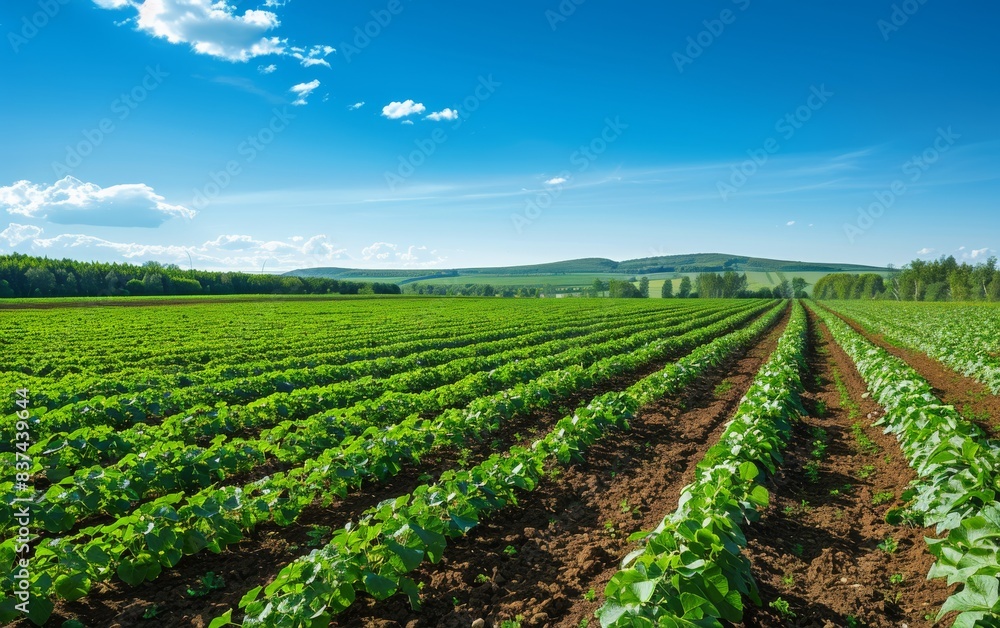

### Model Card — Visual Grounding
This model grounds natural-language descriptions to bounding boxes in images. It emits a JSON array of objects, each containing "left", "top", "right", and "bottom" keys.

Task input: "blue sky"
[{"left": 0, "top": 0, "right": 998, "bottom": 271}]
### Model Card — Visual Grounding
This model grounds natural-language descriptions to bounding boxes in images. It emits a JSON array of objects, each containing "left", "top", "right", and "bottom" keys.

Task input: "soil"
[
  {"left": 35, "top": 311, "right": 781, "bottom": 628},
  {"left": 329, "top": 307, "right": 791, "bottom": 627},
  {"left": 735, "top": 307, "right": 955, "bottom": 628},
  {"left": 828, "top": 307, "right": 1000, "bottom": 437}
]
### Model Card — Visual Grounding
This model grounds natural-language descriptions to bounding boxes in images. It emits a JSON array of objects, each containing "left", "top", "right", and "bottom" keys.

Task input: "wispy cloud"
[
  {"left": 290, "top": 79, "right": 320, "bottom": 106},
  {"left": 348, "top": 101, "right": 365, "bottom": 110}
]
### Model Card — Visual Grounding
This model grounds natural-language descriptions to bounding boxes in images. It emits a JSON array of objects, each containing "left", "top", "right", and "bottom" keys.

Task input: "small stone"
[
  {"left": 840, "top": 577, "right": 848, "bottom": 583},
  {"left": 472, "top": 620, "right": 485, "bottom": 628}
]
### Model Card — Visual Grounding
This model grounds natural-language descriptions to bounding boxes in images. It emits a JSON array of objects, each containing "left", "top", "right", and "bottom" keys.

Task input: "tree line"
[
  {"left": 814, "top": 256, "right": 1000, "bottom": 301},
  {"left": 0, "top": 254, "right": 401, "bottom": 298}
]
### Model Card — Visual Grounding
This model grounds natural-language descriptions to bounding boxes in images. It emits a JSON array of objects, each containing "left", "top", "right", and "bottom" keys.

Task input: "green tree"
[
  {"left": 678, "top": 276, "right": 692, "bottom": 298},
  {"left": 638, "top": 276, "right": 650, "bottom": 298},
  {"left": 792, "top": 277, "right": 808, "bottom": 298},
  {"left": 661, "top": 279, "right": 673, "bottom": 298}
]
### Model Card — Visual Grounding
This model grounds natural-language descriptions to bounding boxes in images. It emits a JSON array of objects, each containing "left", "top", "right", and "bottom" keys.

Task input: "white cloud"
[
  {"left": 348, "top": 101, "right": 365, "bottom": 110},
  {"left": 381, "top": 100, "right": 425, "bottom": 119},
  {"left": 786, "top": 220, "right": 796, "bottom": 226},
  {"left": 93, "top": 0, "right": 333, "bottom": 66},
  {"left": 0, "top": 223, "right": 43, "bottom": 246},
  {"left": 544, "top": 177, "right": 568, "bottom": 186},
  {"left": 0, "top": 177, "right": 195, "bottom": 227},
  {"left": 362, "top": 241, "right": 397, "bottom": 261},
  {"left": 291, "top": 44, "right": 335, "bottom": 68},
  {"left": 917, "top": 247, "right": 935, "bottom": 255},
  {"left": 425, "top": 108, "right": 458, "bottom": 122},
  {"left": 290, "top": 79, "right": 320, "bottom": 106},
  {"left": 400, "top": 120, "right": 414, "bottom": 126},
  {"left": 971, "top": 247, "right": 992, "bottom": 259},
  {"left": 257, "top": 63, "right": 277, "bottom": 74}
]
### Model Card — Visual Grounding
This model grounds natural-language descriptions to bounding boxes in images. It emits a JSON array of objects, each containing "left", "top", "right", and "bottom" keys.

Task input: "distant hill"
[{"left": 287, "top": 254, "right": 889, "bottom": 285}]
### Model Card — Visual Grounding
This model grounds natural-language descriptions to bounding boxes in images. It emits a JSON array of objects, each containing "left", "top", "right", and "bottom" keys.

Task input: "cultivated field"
[{"left": 2, "top": 297, "right": 999, "bottom": 627}]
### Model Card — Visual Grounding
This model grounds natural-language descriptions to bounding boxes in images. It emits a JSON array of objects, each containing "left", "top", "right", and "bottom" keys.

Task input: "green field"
[{"left": 3, "top": 297, "right": 997, "bottom": 627}]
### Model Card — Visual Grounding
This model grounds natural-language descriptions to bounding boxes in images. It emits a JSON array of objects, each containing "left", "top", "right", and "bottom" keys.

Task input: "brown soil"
[
  {"left": 36, "top": 312, "right": 780, "bottom": 628},
  {"left": 735, "top": 308, "right": 954, "bottom": 628},
  {"left": 828, "top": 307, "right": 1000, "bottom": 437},
  {"left": 327, "top": 307, "right": 791, "bottom": 627}
]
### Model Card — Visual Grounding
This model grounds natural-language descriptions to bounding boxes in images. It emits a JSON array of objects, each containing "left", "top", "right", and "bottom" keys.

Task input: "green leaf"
[
  {"left": 363, "top": 571, "right": 398, "bottom": 600},
  {"left": 208, "top": 609, "right": 233, "bottom": 628},
  {"left": 54, "top": 573, "right": 91, "bottom": 601}
]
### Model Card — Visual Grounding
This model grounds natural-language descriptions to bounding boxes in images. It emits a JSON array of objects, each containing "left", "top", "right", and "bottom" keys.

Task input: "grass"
[
  {"left": 871, "top": 491, "right": 895, "bottom": 506},
  {"left": 713, "top": 378, "right": 734, "bottom": 397}
]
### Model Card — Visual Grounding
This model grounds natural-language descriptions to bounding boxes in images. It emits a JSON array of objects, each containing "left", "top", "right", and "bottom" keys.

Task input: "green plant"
[
  {"left": 475, "top": 573, "right": 490, "bottom": 585},
  {"left": 815, "top": 399, "right": 827, "bottom": 417},
  {"left": 889, "top": 573, "right": 905, "bottom": 585},
  {"left": 804, "top": 460, "right": 821, "bottom": 483},
  {"left": 846, "top": 615, "right": 863, "bottom": 628},
  {"left": 187, "top": 572, "right": 225, "bottom": 598},
  {"left": 790, "top": 543, "right": 804, "bottom": 557},
  {"left": 769, "top": 597, "right": 796, "bottom": 618},
  {"left": 713, "top": 379, "right": 733, "bottom": 397},
  {"left": 500, "top": 616, "right": 524, "bottom": 628},
  {"left": 306, "top": 525, "right": 332, "bottom": 547},
  {"left": 620, "top": 498, "right": 630, "bottom": 513},
  {"left": 871, "top": 491, "right": 895, "bottom": 506},
  {"left": 857, "top": 464, "right": 876, "bottom": 479},
  {"left": 142, "top": 605, "right": 159, "bottom": 620},
  {"left": 583, "top": 588, "right": 597, "bottom": 602},
  {"left": 781, "top": 573, "right": 795, "bottom": 588},
  {"left": 503, "top": 545, "right": 518, "bottom": 557},
  {"left": 851, "top": 422, "right": 880, "bottom": 455},
  {"left": 878, "top": 537, "right": 899, "bottom": 554},
  {"left": 578, "top": 620, "right": 590, "bottom": 628}
]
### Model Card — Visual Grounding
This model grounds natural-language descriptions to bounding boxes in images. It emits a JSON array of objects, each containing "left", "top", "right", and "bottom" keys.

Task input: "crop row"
[
  {"left": 824, "top": 301, "right": 1000, "bottom": 395},
  {"left": 0, "top": 303, "right": 782, "bottom": 623},
  {"left": 206, "top": 302, "right": 790, "bottom": 627},
  {"left": 1, "top": 303, "right": 694, "bottom": 466},
  {"left": 597, "top": 300, "right": 807, "bottom": 627},
  {"left": 813, "top": 303, "right": 1000, "bottom": 627},
  {"left": 1, "top": 303, "right": 755, "bottom": 534},
  {"left": 1, "top": 304, "right": 669, "bottom": 433}
]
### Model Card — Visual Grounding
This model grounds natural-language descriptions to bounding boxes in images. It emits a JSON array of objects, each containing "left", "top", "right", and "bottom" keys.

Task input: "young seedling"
[
  {"left": 889, "top": 573, "right": 905, "bottom": 585},
  {"left": 142, "top": 605, "right": 159, "bottom": 620},
  {"left": 769, "top": 597, "right": 796, "bottom": 619},
  {"left": 500, "top": 616, "right": 524, "bottom": 628},
  {"left": 857, "top": 464, "right": 877, "bottom": 480},
  {"left": 583, "top": 588, "right": 597, "bottom": 602},
  {"left": 790, "top": 543, "right": 805, "bottom": 558},
  {"left": 878, "top": 537, "right": 899, "bottom": 554},
  {"left": 871, "top": 491, "right": 895, "bottom": 506},
  {"left": 781, "top": 573, "right": 796, "bottom": 588},
  {"left": 503, "top": 545, "right": 518, "bottom": 557},
  {"left": 713, "top": 379, "right": 733, "bottom": 397},
  {"left": 475, "top": 573, "right": 490, "bottom": 585},
  {"left": 187, "top": 571, "right": 225, "bottom": 598}
]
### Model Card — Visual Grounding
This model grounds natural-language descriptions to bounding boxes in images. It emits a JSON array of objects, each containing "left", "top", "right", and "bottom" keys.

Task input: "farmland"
[{"left": 2, "top": 297, "right": 999, "bottom": 627}]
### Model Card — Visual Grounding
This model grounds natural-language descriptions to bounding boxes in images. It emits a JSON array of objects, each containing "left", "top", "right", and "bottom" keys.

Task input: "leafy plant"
[
  {"left": 871, "top": 491, "right": 895, "bottom": 506},
  {"left": 187, "top": 572, "right": 225, "bottom": 598},
  {"left": 769, "top": 597, "right": 796, "bottom": 618}
]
